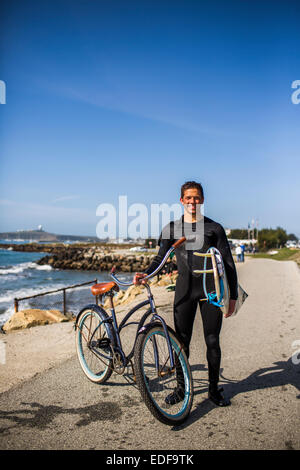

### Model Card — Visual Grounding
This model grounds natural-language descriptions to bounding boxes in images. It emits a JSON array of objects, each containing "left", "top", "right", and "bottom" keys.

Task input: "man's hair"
[{"left": 181, "top": 181, "right": 204, "bottom": 199}]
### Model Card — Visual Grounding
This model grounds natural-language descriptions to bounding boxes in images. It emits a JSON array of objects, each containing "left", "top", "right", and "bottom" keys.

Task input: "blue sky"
[{"left": 1, "top": 0, "right": 300, "bottom": 238}]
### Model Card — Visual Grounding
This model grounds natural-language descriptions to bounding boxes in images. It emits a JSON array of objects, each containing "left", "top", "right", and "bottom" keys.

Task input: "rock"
[
  {"left": 122, "top": 264, "right": 131, "bottom": 272},
  {"left": 157, "top": 277, "right": 172, "bottom": 286},
  {"left": 113, "top": 290, "right": 125, "bottom": 304},
  {"left": 121, "top": 285, "right": 143, "bottom": 302},
  {"left": 102, "top": 285, "right": 144, "bottom": 309},
  {"left": 3, "top": 309, "right": 70, "bottom": 332}
]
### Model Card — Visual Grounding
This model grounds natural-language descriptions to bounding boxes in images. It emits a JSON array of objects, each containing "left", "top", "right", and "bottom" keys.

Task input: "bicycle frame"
[
  {"left": 76, "top": 236, "right": 186, "bottom": 375},
  {"left": 94, "top": 285, "right": 176, "bottom": 371},
  {"left": 109, "top": 241, "right": 185, "bottom": 371}
]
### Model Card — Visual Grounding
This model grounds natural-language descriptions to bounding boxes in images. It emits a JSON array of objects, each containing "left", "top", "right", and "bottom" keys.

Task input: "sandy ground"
[{"left": 0, "top": 257, "right": 299, "bottom": 450}]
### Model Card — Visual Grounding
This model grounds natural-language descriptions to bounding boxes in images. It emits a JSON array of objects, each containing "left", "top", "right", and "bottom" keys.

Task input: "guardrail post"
[
  {"left": 63, "top": 289, "right": 66, "bottom": 315},
  {"left": 11, "top": 280, "right": 96, "bottom": 316}
]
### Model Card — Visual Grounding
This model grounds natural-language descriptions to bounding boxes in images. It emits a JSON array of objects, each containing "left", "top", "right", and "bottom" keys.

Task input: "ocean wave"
[
  {"left": 34, "top": 264, "right": 52, "bottom": 271},
  {"left": 0, "top": 278, "right": 95, "bottom": 300},
  {"left": 0, "top": 305, "right": 15, "bottom": 325},
  {"left": 0, "top": 283, "right": 67, "bottom": 304},
  {"left": 0, "top": 264, "right": 30, "bottom": 275},
  {"left": 0, "top": 282, "right": 94, "bottom": 326},
  {"left": 0, "top": 261, "right": 52, "bottom": 275}
]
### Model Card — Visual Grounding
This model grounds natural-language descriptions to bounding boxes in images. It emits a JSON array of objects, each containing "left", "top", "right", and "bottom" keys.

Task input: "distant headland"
[
  {"left": 0, "top": 227, "right": 99, "bottom": 243},
  {"left": 0, "top": 224, "right": 150, "bottom": 245}
]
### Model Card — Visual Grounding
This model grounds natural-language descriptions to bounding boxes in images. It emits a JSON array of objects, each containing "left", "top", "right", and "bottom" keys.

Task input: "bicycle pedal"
[{"left": 97, "top": 338, "right": 111, "bottom": 348}]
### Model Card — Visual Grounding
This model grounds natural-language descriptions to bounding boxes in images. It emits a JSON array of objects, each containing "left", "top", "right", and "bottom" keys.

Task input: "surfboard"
[
  {"left": 193, "top": 247, "right": 248, "bottom": 316},
  {"left": 210, "top": 247, "right": 230, "bottom": 316},
  {"left": 232, "top": 283, "right": 248, "bottom": 317}
]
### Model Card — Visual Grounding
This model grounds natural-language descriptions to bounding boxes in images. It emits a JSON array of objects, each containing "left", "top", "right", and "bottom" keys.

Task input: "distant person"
[
  {"left": 240, "top": 243, "right": 245, "bottom": 262},
  {"left": 235, "top": 244, "right": 242, "bottom": 262},
  {"left": 133, "top": 181, "right": 238, "bottom": 407}
]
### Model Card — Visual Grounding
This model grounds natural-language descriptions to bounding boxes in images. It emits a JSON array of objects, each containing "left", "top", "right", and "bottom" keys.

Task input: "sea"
[{"left": 0, "top": 240, "right": 132, "bottom": 327}]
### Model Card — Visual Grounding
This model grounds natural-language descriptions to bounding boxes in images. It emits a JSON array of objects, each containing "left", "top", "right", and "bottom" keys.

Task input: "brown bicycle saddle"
[{"left": 91, "top": 282, "right": 119, "bottom": 296}]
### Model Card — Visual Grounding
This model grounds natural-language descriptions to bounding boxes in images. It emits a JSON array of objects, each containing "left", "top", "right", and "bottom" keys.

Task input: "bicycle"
[{"left": 74, "top": 236, "right": 193, "bottom": 425}]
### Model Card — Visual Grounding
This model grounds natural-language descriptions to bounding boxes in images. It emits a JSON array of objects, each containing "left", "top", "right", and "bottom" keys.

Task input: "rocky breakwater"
[
  {"left": 0, "top": 242, "right": 58, "bottom": 253},
  {"left": 36, "top": 245, "right": 156, "bottom": 272}
]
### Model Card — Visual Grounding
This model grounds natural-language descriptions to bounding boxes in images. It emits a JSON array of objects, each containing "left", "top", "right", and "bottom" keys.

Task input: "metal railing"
[{"left": 14, "top": 279, "right": 98, "bottom": 316}]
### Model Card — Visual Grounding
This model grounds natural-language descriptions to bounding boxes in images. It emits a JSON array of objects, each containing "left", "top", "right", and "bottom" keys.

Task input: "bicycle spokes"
[
  {"left": 76, "top": 309, "right": 113, "bottom": 383},
  {"left": 134, "top": 325, "right": 193, "bottom": 424}
]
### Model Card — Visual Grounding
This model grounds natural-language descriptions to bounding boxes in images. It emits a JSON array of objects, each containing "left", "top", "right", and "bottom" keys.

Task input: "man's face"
[{"left": 180, "top": 188, "right": 204, "bottom": 215}]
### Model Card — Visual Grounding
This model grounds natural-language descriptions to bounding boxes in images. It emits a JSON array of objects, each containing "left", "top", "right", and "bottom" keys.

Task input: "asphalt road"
[{"left": 0, "top": 259, "right": 299, "bottom": 450}]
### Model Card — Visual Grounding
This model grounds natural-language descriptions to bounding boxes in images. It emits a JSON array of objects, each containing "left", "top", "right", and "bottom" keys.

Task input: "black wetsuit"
[{"left": 145, "top": 215, "right": 238, "bottom": 388}]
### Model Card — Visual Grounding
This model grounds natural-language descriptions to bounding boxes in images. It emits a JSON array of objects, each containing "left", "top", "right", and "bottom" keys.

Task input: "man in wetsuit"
[{"left": 134, "top": 181, "right": 238, "bottom": 407}]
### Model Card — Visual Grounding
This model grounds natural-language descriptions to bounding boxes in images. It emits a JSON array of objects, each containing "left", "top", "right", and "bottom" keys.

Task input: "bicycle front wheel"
[
  {"left": 76, "top": 308, "right": 113, "bottom": 383},
  {"left": 134, "top": 323, "right": 193, "bottom": 425}
]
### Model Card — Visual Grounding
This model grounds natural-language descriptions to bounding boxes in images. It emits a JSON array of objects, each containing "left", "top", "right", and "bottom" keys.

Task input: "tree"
[
  {"left": 287, "top": 233, "right": 298, "bottom": 242},
  {"left": 257, "top": 227, "right": 288, "bottom": 251},
  {"left": 229, "top": 229, "right": 248, "bottom": 239}
]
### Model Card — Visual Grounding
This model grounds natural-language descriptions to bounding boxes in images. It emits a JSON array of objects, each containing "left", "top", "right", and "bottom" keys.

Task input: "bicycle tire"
[
  {"left": 76, "top": 307, "right": 114, "bottom": 383},
  {"left": 134, "top": 323, "right": 193, "bottom": 425}
]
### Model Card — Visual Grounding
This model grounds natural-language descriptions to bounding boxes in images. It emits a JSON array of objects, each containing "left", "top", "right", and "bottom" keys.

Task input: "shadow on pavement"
[
  {"left": 0, "top": 400, "right": 124, "bottom": 436},
  {"left": 172, "top": 357, "right": 300, "bottom": 430}
]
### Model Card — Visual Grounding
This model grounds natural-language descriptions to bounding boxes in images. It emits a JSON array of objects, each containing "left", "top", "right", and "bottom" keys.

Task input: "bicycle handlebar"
[
  {"left": 110, "top": 236, "right": 186, "bottom": 287},
  {"left": 171, "top": 236, "right": 186, "bottom": 249}
]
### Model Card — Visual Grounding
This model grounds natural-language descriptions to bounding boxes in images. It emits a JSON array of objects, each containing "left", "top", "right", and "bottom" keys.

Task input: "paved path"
[{"left": 0, "top": 259, "right": 299, "bottom": 450}]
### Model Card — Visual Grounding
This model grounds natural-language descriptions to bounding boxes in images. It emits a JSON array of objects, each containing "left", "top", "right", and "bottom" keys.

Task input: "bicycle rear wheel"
[
  {"left": 76, "top": 308, "right": 113, "bottom": 383},
  {"left": 134, "top": 323, "right": 193, "bottom": 425}
]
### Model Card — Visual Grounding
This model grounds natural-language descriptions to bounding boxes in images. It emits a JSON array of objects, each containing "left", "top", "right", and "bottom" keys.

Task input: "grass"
[{"left": 249, "top": 247, "right": 300, "bottom": 263}]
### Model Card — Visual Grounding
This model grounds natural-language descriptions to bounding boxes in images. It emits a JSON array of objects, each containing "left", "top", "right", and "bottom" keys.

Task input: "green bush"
[{"left": 257, "top": 227, "right": 288, "bottom": 251}]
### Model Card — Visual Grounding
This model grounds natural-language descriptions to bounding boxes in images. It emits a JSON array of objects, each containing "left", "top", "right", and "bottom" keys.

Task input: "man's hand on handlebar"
[{"left": 133, "top": 272, "right": 148, "bottom": 285}]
